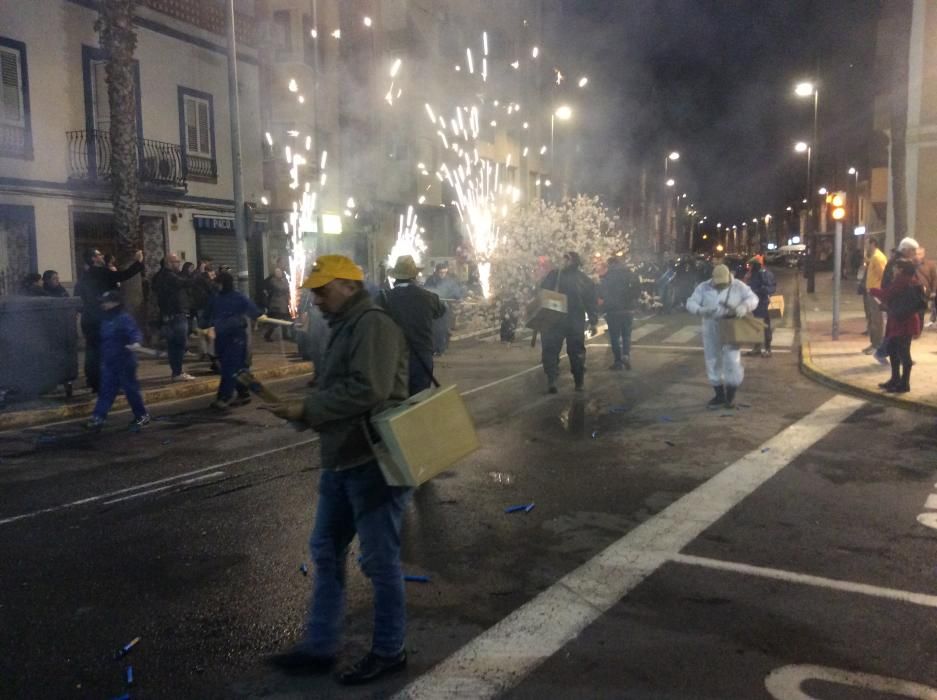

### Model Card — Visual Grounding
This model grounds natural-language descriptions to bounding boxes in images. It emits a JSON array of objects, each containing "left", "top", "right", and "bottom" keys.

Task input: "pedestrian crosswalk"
[{"left": 475, "top": 317, "right": 795, "bottom": 352}]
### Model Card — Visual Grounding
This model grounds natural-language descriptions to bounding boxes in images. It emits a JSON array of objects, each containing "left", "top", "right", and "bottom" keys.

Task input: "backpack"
[
  {"left": 888, "top": 282, "right": 928, "bottom": 321},
  {"left": 758, "top": 268, "right": 777, "bottom": 296}
]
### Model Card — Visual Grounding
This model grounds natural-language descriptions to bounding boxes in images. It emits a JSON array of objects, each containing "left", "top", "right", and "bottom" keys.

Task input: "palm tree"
[
  {"left": 96, "top": 0, "right": 143, "bottom": 313},
  {"left": 880, "top": 0, "right": 912, "bottom": 243}
]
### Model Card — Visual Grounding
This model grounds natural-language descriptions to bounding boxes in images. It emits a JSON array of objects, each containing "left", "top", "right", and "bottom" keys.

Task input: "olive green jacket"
[{"left": 302, "top": 290, "right": 409, "bottom": 470}]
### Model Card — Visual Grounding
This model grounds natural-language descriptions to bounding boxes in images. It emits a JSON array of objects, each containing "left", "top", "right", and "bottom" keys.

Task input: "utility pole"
[
  {"left": 225, "top": 0, "right": 249, "bottom": 293},
  {"left": 832, "top": 218, "right": 842, "bottom": 340}
]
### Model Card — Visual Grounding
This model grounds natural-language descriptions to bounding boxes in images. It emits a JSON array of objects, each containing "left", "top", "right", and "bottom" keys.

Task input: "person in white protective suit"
[{"left": 685, "top": 263, "right": 759, "bottom": 408}]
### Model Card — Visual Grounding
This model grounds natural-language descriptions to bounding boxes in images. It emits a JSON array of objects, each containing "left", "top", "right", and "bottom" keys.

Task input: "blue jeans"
[
  {"left": 605, "top": 311, "right": 633, "bottom": 362},
  {"left": 162, "top": 314, "right": 188, "bottom": 376},
  {"left": 93, "top": 356, "right": 146, "bottom": 420},
  {"left": 304, "top": 461, "right": 412, "bottom": 657}
]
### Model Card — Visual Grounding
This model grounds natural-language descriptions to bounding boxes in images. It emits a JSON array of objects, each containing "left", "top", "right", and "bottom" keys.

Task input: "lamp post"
[
  {"left": 550, "top": 104, "right": 572, "bottom": 198},
  {"left": 662, "top": 152, "right": 679, "bottom": 254},
  {"left": 795, "top": 81, "right": 819, "bottom": 292}
]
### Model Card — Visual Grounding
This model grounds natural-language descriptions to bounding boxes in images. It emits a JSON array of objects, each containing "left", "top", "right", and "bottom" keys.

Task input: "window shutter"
[
  {"left": 185, "top": 97, "right": 199, "bottom": 153},
  {"left": 197, "top": 100, "right": 210, "bottom": 156},
  {"left": 0, "top": 49, "right": 22, "bottom": 125}
]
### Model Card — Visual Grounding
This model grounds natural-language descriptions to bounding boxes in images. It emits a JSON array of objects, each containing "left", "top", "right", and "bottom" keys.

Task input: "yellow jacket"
[{"left": 866, "top": 249, "right": 887, "bottom": 290}]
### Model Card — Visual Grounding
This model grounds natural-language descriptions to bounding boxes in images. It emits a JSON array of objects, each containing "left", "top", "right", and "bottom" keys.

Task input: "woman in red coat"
[{"left": 870, "top": 258, "right": 923, "bottom": 393}]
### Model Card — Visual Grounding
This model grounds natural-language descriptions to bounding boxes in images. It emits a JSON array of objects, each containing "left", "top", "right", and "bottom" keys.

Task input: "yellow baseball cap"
[{"left": 301, "top": 255, "right": 365, "bottom": 289}]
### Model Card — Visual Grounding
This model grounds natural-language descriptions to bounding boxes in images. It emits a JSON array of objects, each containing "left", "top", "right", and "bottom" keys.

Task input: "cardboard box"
[
  {"left": 524, "top": 289, "right": 568, "bottom": 331},
  {"left": 768, "top": 294, "right": 785, "bottom": 318},
  {"left": 369, "top": 384, "right": 480, "bottom": 487},
  {"left": 719, "top": 315, "right": 766, "bottom": 345}
]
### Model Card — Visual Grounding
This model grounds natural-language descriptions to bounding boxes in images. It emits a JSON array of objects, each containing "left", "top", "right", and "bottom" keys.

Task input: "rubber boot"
[
  {"left": 725, "top": 385, "right": 738, "bottom": 408},
  {"left": 706, "top": 385, "right": 725, "bottom": 409}
]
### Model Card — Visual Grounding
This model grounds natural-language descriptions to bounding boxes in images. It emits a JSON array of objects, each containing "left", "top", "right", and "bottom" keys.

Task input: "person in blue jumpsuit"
[
  {"left": 85, "top": 290, "right": 150, "bottom": 430},
  {"left": 208, "top": 271, "right": 263, "bottom": 409}
]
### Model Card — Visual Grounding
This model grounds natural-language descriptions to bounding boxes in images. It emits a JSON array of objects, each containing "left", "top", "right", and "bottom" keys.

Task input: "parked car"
[{"left": 766, "top": 244, "right": 806, "bottom": 266}]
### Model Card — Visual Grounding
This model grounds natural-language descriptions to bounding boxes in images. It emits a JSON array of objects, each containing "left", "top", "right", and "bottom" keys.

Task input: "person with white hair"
[
  {"left": 873, "top": 237, "right": 919, "bottom": 365},
  {"left": 686, "top": 263, "right": 758, "bottom": 408}
]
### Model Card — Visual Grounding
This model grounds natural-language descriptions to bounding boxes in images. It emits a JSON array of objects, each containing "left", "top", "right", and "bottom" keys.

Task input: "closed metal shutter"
[{"left": 196, "top": 230, "right": 238, "bottom": 272}]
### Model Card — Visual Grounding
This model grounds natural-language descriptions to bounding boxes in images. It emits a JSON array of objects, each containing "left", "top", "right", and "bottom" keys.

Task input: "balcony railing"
[{"left": 67, "top": 129, "right": 187, "bottom": 190}]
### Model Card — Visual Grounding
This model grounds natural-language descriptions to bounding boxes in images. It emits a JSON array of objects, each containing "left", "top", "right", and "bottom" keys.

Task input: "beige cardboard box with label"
[
  {"left": 525, "top": 289, "right": 568, "bottom": 331},
  {"left": 369, "top": 385, "right": 480, "bottom": 487}
]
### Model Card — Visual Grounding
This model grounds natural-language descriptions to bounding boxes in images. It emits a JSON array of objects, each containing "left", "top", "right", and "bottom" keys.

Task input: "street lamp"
[
  {"left": 665, "top": 178, "right": 675, "bottom": 187},
  {"left": 550, "top": 105, "right": 573, "bottom": 197},
  {"left": 795, "top": 80, "right": 820, "bottom": 292},
  {"left": 818, "top": 187, "right": 828, "bottom": 195}
]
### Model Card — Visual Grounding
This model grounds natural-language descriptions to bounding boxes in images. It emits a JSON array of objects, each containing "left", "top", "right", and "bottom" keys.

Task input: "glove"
[
  {"left": 735, "top": 306, "right": 747, "bottom": 318},
  {"left": 700, "top": 307, "right": 716, "bottom": 318},
  {"left": 589, "top": 324, "right": 598, "bottom": 337}
]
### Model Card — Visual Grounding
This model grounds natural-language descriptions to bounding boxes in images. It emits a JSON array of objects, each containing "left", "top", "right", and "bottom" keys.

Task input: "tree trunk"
[
  {"left": 97, "top": 0, "right": 139, "bottom": 260},
  {"left": 96, "top": 0, "right": 143, "bottom": 317},
  {"left": 883, "top": 0, "right": 913, "bottom": 242}
]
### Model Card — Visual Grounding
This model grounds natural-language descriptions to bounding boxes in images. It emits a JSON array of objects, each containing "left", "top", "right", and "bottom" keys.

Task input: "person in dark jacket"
[
  {"left": 267, "top": 255, "right": 411, "bottom": 685},
  {"left": 19, "top": 273, "right": 45, "bottom": 296},
  {"left": 78, "top": 248, "right": 145, "bottom": 392},
  {"left": 745, "top": 259, "right": 777, "bottom": 357},
  {"left": 262, "top": 265, "right": 293, "bottom": 341},
  {"left": 540, "top": 251, "right": 599, "bottom": 393},
  {"left": 42, "top": 270, "right": 69, "bottom": 297},
  {"left": 379, "top": 255, "right": 446, "bottom": 395},
  {"left": 870, "top": 258, "right": 923, "bottom": 393},
  {"left": 424, "top": 261, "right": 463, "bottom": 355},
  {"left": 599, "top": 257, "right": 639, "bottom": 370},
  {"left": 84, "top": 290, "right": 149, "bottom": 431},
  {"left": 151, "top": 252, "right": 195, "bottom": 381},
  {"left": 208, "top": 271, "right": 263, "bottom": 409}
]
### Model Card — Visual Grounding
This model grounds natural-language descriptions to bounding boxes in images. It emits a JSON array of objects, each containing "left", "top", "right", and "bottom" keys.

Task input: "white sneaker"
[{"left": 172, "top": 372, "right": 196, "bottom": 382}]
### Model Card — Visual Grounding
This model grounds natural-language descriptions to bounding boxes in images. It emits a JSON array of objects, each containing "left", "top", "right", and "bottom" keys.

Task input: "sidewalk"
[
  {"left": 0, "top": 330, "right": 312, "bottom": 431},
  {"left": 798, "top": 269, "right": 937, "bottom": 414}
]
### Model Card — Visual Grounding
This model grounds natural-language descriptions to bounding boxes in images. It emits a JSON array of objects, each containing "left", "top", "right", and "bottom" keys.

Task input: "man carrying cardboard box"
[
  {"left": 267, "top": 255, "right": 412, "bottom": 686},
  {"left": 540, "top": 251, "right": 599, "bottom": 393}
]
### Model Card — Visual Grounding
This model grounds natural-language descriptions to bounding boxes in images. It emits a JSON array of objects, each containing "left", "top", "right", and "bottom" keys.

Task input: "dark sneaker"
[
  {"left": 878, "top": 380, "right": 898, "bottom": 390},
  {"left": 622, "top": 355, "right": 632, "bottom": 370},
  {"left": 887, "top": 384, "right": 910, "bottom": 394},
  {"left": 267, "top": 649, "right": 335, "bottom": 675},
  {"left": 574, "top": 382, "right": 584, "bottom": 392},
  {"left": 547, "top": 383, "right": 558, "bottom": 394},
  {"left": 337, "top": 650, "right": 407, "bottom": 685},
  {"left": 229, "top": 395, "right": 252, "bottom": 407},
  {"left": 210, "top": 399, "right": 230, "bottom": 411},
  {"left": 761, "top": 350, "right": 772, "bottom": 358},
  {"left": 84, "top": 416, "right": 105, "bottom": 431},
  {"left": 130, "top": 414, "right": 151, "bottom": 428},
  {"left": 609, "top": 362, "right": 624, "bottom": 371}
]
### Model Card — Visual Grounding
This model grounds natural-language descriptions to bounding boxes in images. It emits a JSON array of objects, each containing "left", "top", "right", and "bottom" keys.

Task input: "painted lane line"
[
  {"left": 586, "top": 343, "right": 791, "bottom": 354},
  {"left": 771, "top": 328, "right": 795, "bottom": 348},
  {"left": 394, "top": 394, "right": 864, "bottom": 700},
  {"left": 671, "top": 553, "right": 937, "bottom": 609},
  {"left": 629, "top": 323, "right": 665, "bottom": 342},
  {"left": 0, "top": 437, "right": 320, "bottom": 526},
  {"left": 924, "top": 493, "right": 937, "bottom": 510},
  {"left": 660, "top": 326, "right": 700, "bottom": 344},
  {"left": 101, "top": 471, "right": 225, "bottom": 506},
  {"left": 766, "top": 664, "right": 937, "bottom": 699}
]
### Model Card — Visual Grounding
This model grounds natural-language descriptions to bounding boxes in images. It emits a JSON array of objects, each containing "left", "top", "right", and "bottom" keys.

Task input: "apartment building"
[
  {"left": 254, "top": 0, "right": 555, "bottom": 279},
  {"left": 0, "top": 0, "right": 266, "bottom": 294}
]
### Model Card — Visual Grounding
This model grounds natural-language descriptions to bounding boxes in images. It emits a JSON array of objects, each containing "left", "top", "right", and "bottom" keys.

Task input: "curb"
[
  {"left": 0, "top": 361, "right": 313, "bottom": 431},
  {"left": 795, "top": 276, "right": 937, "bottom": 416}
]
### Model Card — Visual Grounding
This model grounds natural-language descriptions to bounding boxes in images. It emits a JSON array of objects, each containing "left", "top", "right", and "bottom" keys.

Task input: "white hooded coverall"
[{"left": 686, "top": 278, "right": 759, "bottom": 387}]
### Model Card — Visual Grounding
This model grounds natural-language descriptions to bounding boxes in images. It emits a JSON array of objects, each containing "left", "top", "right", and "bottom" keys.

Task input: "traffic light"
[{"left": 826, "top": 191, "right": 846, "bottom": 221}]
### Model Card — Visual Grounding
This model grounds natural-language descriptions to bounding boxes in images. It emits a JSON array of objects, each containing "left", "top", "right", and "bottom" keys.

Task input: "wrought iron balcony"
[{"left": 67, "top": 129, "right": 187, "bottom": 190}]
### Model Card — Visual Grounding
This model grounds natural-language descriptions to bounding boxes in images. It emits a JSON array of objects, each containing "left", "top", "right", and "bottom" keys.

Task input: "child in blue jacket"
[
  {"left": 208, "top": 271, "right": 264, "bottom": 409},
  {"left": 86, "top": 290, "right": 150, "bottom": 430}
]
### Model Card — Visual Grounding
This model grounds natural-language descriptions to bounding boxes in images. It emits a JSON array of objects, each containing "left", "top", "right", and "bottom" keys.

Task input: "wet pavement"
[{"left": 1, "top": 269, "right": 935, "bottom": 698}]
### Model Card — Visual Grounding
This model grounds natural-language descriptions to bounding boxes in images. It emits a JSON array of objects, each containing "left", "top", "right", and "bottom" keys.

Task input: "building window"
[
  {"left": 178, "top": 87, "right": 217, "bottom": 182},
  {"left": 273, "top": 10, "right": 292, "bottom": 55},
  {"left": 0, "top": 37, "right": 32, "bottom": 159}
]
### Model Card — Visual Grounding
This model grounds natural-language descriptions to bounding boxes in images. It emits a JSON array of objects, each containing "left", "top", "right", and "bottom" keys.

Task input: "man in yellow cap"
[{"left": 267, "top": 255, "right": 412, "bottom": 685}]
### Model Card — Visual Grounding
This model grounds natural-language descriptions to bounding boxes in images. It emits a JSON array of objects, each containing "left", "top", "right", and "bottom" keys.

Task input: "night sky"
[{"left": 554, "top": 0, "right": 883, "bottom": 229}]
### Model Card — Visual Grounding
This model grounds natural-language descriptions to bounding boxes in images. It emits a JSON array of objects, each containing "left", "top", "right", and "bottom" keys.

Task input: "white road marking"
[
  {"left": 0, "top": 437, "right": 319, "bottom": 526},
  {"left": 672, "top": 553, "right": 937, "bottom": 609},
  {"left": 630, "top": 322, "right": 665, "bottom": 341},
  {"left": 101, "top": 471, "right": 225, "bottom": 505},
  {"left": 924, "top": 493, "right": 937, "bottom": 510},
  {"left": 394, "top": 394, "right": 864, "bottom": 699},
  {"left": 917, "top": 513, "right": 937, "bottom": 530},
  {"left": 765, "top": 664, "right": 937, "bottom": 699},
  {"left": 587, "top": 344, "right": 791, "bottom": 354},
  {"left": 661, "top": 326, "right": 700, "bottom": 344}
]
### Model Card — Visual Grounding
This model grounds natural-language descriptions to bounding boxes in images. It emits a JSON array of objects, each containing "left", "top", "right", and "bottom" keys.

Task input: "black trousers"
[
  {"left": 81, "top": 319, "right": 101, "bottom": 392},
  {"left": 887, "top": 335, "right": 912, "bottom": 387},
  {"left": 541, "top": 320, "right": 586, "bottom": 382},
  {"left": 408, "top": 350, "right": 434, "bottom": 396}
]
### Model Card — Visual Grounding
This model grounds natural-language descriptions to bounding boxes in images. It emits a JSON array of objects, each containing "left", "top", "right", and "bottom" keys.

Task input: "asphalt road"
[{"left": 1, "top": 269, "right": 936, "bottom": 699}]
